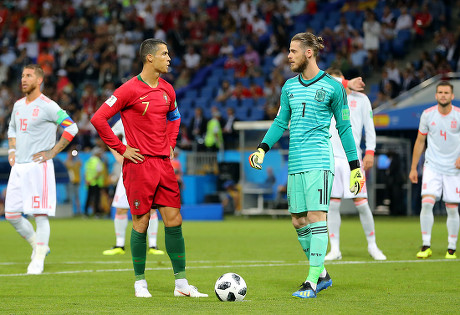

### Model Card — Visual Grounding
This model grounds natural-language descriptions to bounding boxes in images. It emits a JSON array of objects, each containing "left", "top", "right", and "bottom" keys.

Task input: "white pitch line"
[
  {"left": 0, "top": 260, "right": 287, "bottom": 266},
  {"left": 0, "top": 259, "right": 457, "bottom": 277}
]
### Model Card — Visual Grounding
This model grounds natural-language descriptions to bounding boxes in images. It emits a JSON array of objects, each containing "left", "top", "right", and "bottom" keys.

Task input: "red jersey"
[{"left": 91, "top": 75, "right": 180, "bottom": 157}]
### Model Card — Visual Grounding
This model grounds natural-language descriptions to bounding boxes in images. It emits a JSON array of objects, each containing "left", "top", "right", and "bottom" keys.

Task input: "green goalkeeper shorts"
[{"left": 287, "top": 170, "right": 334, "bottom": 213}]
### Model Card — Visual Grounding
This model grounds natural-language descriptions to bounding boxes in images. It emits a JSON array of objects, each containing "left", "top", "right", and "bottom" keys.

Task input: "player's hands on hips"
[
  {"left": 8, "top": 152, "right": 15, "bottom": 166},
  {"left": 348, "top": 77, "right": 365, "bottom": 91},
  {"left": 33, "top": 150, "right": 55, "bottom": 163},
  {"left": 409, "top": 169, "right": 418, "bottom": 183},
  {"left": 363, "top": 154, "right": 374, "bottom": 171},
  {"left": 350, "top": 168, "right": 365, "bottom": 195},
  {"left": 249, "top": 148, "right": 265, "bottom": 170},
  {"left": 123, "top": 145, "right": 144, "bottom": 164}
]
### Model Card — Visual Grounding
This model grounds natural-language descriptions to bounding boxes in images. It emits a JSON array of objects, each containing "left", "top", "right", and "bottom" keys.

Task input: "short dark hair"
[
  {"left": 326, "top": 67, "right": 343, "bottom": 77},
  {"left": 436, "top": 80, "right": 453, "bottom": 92},
  {"left": 291, "top": 32, "right": 324, "bottom": 57},
  {"left": 139, "top": 38, "right": 167, "bottom": 63},
  {"left": 23, "top": 64, "right": 44, "bottom": 78}
]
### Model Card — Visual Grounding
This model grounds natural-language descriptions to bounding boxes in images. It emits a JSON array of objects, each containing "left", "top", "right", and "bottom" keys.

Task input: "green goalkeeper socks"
[
  {"left": 306, "top": 221, "right": 328, "bottom": 284},
  {"left": 165, "top": 225, "right": 186, "bottom": 279},
  {"left": 296, "top": 225, "right": 312, "bottom": 257},
  {"left": 130, "top": 229, "right": 147, "bottom": 281}
]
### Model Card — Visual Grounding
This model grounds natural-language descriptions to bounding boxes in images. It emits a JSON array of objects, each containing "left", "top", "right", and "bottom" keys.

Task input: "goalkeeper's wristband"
[
  {"left": 349, "top": 159, "right": 360, "bottom": 170},
  {"left": 257, "top": 142, "right": 270, "bottom": 153}
]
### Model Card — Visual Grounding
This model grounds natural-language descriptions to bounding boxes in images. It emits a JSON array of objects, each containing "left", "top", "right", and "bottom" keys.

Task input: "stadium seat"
[
  {"left": 179, "top": 98, "right": 194, "bottom": 109},
  {"left": 240, "top": 98, "right": 255, "bottom": 109},
  {"left": 238, "top": 77, "right": 251, "bottom": 87},
  {"left": 184, "top": 89, "right": 198, "bottom": 99},
  {"left": 235, "top": 107, "right": 249, "bottom": 120},
  {"left": 248, "top": 107, "right": 265, "bottom": 121},
  {"left": 225, "top": 98, "right": 239, "bottom": 109},
  {"left": 252, "top": 76, "right": 265, "bottom": 87},
  {"left": 195, "top": 97, "right": 210, "bottom": 109},
  {"left": 201, "top": 86, "right": 215, "bottom": 99}
]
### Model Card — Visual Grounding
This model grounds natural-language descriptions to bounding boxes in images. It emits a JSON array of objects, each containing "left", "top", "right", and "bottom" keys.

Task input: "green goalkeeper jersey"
[{"left": 262, "top": 70, "right": 358, "bottom": 175}]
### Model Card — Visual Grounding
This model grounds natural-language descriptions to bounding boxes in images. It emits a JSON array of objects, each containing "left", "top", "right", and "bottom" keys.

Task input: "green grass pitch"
[{"left": 1, "top": 216, "right": 459, "bottom": 314}]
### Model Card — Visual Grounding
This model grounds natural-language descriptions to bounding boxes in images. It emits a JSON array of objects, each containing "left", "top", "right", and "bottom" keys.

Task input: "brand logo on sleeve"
[{"left": 105, "top": 95, "right": 117, "bottom": 107}]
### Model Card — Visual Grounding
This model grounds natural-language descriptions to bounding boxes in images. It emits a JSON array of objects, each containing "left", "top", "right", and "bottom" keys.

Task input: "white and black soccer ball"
[{"left": 214, "top": 273, "right": 247, "bottom": 302}]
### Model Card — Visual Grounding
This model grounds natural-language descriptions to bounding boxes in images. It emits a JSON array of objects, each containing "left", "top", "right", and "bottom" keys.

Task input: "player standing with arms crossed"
[
  {"left": 5, "top": 64, "right": 78, "bottom": 274},
  {"left": 249, "top": 33, "right": 365, "bottom": 299},
  {"left": 325, "top": 68, "right": 386, "bottom": 261},
  {"left": 103, "top": 119, "right": 164, "bottom": 256},
  {"left": 91, "top": 39, "right": 207, "bottom": 298},
  {"left": 409, "top": 81, "right": 460, "bottom": 259}
]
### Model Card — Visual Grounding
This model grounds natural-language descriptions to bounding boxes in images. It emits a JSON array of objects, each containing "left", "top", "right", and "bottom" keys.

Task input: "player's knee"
[{"left": 5, "top": 212, "right": 21, "bottom": 224}]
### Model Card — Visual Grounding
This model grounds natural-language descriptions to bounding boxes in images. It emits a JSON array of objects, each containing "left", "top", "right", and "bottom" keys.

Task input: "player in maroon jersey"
[{"left": 91, "top": 39, "right": 208, "bottom": 298}]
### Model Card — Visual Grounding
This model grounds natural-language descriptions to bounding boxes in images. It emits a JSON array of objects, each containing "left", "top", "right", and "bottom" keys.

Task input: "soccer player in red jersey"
[{"left": 91, "top": 39, "right": 208, "bottom": 298}]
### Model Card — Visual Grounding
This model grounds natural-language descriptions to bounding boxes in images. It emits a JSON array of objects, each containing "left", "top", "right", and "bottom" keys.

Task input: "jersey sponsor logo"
[
  {"left": 451, "top": 120, "right": 457, "bottom": 129},
  {"left": 105, "top": 95, "right": 117, "bottom": 107},
  {"left": 140, "top": 95, "right": 148, "bottom": 100},
  {"left": 314, "top": 89, "right": 326, "bottom": 102}
]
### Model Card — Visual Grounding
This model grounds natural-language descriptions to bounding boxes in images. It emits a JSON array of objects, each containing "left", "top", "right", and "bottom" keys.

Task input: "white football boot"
[
  {"left": 174, "top": 285, "right": 208, "bottom": 297},
  {"left": 324, "top": 250, "right": 342, "bottom": 261},
  {"left": 27, "top": 245, "right": 49, "bottom": 274},
  {"left": 134, "top": 279, "right": 152, "bottom": 298},
  {"left": 368, "top": 246, "right": 387, "bottom": 260}
]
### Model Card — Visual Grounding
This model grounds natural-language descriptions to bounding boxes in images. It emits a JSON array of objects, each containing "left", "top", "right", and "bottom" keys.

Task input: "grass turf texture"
[{"left": 1, "top": 216, "right": 459, "bottom": 314}]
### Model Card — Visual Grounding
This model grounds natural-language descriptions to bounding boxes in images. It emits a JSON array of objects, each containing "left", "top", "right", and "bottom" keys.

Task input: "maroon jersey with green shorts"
[{"left": 91, "top": 75, "right": 181, "bottom": 214}]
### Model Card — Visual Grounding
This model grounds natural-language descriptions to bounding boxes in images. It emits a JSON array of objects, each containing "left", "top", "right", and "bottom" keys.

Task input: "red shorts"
[{"left": 122, "top": 156, "right": 181, "bottom": 215}]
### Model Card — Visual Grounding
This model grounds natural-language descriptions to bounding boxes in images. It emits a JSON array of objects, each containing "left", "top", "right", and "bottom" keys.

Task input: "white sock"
[
  {"left": 307, "top": 280, "right": 317, "bottom": 291},
  {"left": 114, "top": 213, "right": 128, "bottom": 247},
  {"left": 148, "top": 211, "right": 159, "bottom": 248},
  {"left": 354, "top": 199, "right": 377, "bottom": 247},
  {"left": 34, "top": 215, "right": 50, "bottom": 248},
  {"left": 446, "top": 204, "right": 459, "bottom": 250},
  {"left": 420, "top": 197, "right": 435, "bottom": 246},
  {"left": 6, "top": 213, "right": 35, "bottom": 248},
  {"left": 175, "top": 278, "right": 188, "bottom": 289},
  {"left": 327, "top": 199, "right": 341, "bottom": 253},
  {"left": 320, "top": 268, "right": 327, "bottom": 278}
]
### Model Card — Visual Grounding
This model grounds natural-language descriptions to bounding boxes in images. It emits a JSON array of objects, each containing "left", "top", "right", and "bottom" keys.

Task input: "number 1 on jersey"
[{"left": 142, "top": 101, "right": 149, "bottom": 116}]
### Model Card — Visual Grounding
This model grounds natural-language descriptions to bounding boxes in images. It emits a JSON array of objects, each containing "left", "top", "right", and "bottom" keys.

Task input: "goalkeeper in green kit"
[{"left": 249, "top": 32, "right": 365, "bottom": 299}]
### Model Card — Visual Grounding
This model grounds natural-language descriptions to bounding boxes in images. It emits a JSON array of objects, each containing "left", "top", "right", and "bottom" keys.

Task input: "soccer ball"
[{"left": 214, "top": 273, "right": 247, "bottom": 302}]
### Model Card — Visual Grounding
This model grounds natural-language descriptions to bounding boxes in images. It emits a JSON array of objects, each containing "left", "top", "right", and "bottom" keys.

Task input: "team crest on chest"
[
  {"left": 314, "top": 89, "right": 326, "bottom": 102},
  {"left": 32, "top": 107, "right": 40, "bottom": 117},
  {"left": 134, "top": 199, "right": 140, "bottom": 209},
  {"left": 451, "top": 120, "right": 457, "bottom": 129},
  {"left": 349, "top": 100, "right": 357, "bottom": 108},
  {"left": 163, "top": 92, "right": 168, "bottom": 104}
]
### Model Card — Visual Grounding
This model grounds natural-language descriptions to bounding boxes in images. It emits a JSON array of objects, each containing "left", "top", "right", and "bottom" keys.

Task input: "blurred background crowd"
[{"left": 0, "top": 0, "right": 457, "bottom": 216}]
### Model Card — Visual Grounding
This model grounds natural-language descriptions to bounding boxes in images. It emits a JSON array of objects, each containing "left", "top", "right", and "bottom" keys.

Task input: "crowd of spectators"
[{"left": 0, "top": 0, "right": 457, "bottom": 152}]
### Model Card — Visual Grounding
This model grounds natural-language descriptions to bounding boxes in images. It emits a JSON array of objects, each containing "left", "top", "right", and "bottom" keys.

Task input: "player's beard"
[
  {"left": 22, "top": 82, "right": 37, "bottom": 95},
  {"left": 291, "top": 56, "right": 309, "bottom": 74},
  {"left": 438, "top": 99, "right": 451, "bottom": 107}
]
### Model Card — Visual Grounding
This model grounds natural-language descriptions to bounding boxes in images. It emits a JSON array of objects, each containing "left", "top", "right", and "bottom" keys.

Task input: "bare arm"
[
  {"left": 409, "top": 132, "right": 427, "bottom": 184},
  {"left": 108, "top": 146, "right": 124, "bottom": 164},
  {"left": 33, "top": 136, "right": 71, "bottom": 163},
  {"left": 8, "top": 137, "right": 16, "bottom": 166}
]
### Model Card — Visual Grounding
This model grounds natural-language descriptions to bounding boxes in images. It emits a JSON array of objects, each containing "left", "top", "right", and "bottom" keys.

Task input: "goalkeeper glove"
[
  {"left": 350, "top": 167, "right": 365, "bottom": 195},
  {"left": 249, "top": 148, "right": 266, "bottom": 170}
]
